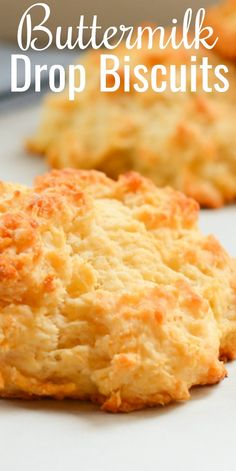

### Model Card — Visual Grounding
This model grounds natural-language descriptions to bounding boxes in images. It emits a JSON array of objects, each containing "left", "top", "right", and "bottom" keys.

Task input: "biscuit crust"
[
  {"left": 28, "top": 42, "right": 236, "bottom": 208},
  {"left": 1, "top": 170, "right": 235, "bottom": 411}
]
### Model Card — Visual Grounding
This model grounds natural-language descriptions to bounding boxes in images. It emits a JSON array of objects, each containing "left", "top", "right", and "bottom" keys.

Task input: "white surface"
[{"left": 0, "top": 104, "right": 236, "bottom": 471}]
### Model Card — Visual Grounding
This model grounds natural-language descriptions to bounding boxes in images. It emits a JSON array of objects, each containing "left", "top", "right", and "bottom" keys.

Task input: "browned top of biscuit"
[{"left": 0, "top": 169, "right": 235, "bottom": 410}]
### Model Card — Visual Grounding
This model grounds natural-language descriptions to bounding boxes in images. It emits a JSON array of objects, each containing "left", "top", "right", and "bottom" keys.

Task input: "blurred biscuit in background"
[
  {"left": 206, "top": 0, "right": 236, "bottom": 60},
  {"left": 28, "top": 41, "right": 236, "bottom": 208}
]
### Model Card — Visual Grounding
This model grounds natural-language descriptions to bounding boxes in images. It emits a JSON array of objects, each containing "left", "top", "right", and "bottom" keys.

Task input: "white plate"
[{"left": 0, "top": 104, "right": 236, "bottom": 471}]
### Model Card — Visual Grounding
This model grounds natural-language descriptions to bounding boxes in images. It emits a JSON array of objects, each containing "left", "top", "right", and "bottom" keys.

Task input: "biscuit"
[
  {"left": 1, "top": 169, "right": 236, "bottom": 412},
  {"left": 206, "top": 0, "right": 236, "bottom": 60},
  {"left": 27, "top": 43, "right": 236, "bottom": 208}
]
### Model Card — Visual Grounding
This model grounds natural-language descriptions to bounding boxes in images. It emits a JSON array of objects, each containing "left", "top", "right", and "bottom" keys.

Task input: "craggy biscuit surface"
[
  {"left": 206, "top": 0, "right": 236, "bottom": 60},
  {"left": 28, "top": 43, "right": 236, "bottom": 208},
  {"left": 1, "top": 169, "right": 236, "bottom": 412}
]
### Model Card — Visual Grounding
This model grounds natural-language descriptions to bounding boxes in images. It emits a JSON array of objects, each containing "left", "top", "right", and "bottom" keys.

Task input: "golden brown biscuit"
[
  {"left": 207, "top": 0, "right": 236, "bottom": 60},
  {"left": 0, "top": 169, "right": 235, "bottom": 411},
  {"left": 28, "top": 42, "right": 236, "bottom": 208}
]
